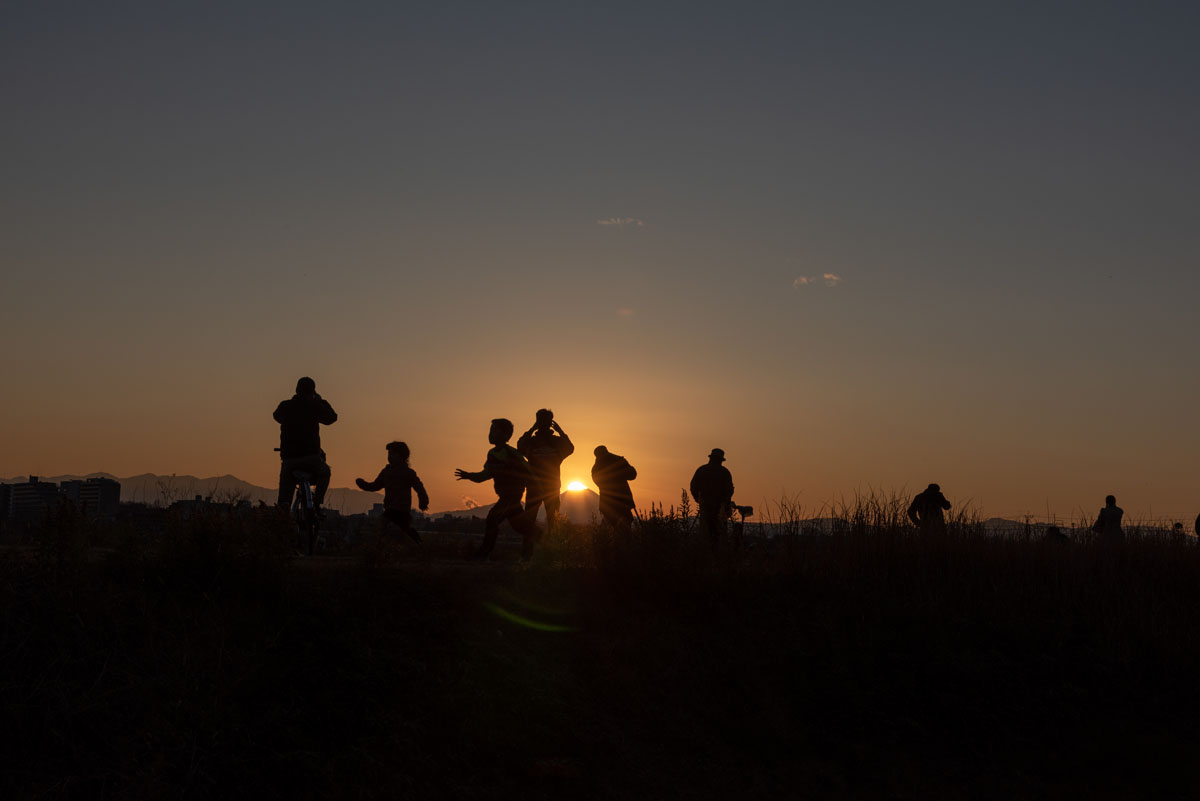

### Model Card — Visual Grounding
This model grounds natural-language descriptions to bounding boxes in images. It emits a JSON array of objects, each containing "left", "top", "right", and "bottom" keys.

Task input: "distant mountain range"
[
  {"left": 0, "top": 474, "right": 1048, "bottom": 531},
  {"left": 0, "top": 473, "right": 605, "bottom": 520}
]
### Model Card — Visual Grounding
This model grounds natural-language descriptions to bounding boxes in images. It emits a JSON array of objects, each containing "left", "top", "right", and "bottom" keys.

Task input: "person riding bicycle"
[
  {"left": 273, "top": 376, "right": 337, "bottom": 515},
  {"left": 356, "top": 441, "right": 430, "bottom": 544}
]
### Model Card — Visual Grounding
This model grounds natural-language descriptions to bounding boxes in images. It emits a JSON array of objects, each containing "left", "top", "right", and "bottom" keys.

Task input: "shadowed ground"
[{"left": 3, "top": 508, "right": 1200, "bottom": 800}]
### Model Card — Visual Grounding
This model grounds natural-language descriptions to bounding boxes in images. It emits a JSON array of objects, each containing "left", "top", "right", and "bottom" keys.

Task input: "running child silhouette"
[
  {"left": 356, "top": 441, "right": 429, "bottom": 544},
  {"left": 455, "top": 418, "right": 541, "bottom": 561}
]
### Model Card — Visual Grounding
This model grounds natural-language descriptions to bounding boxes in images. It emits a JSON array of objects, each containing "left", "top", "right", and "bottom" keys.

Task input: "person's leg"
[
  {"left": 506, "top": 499, "right": 542, "bottom": 559},
  {"left": 598, "top": 496, "right": 617, "bottom": 529},
  {"left": 699, "top": 505, "right": 722, "bottom": 543},
  {"left": 278, "top": 459, "right": 297, "bottom": 509},
  {"left": 311, "top": 457, "right": 332, "bottom": 506},
  {"left": 476, "top": 502, "right": 509, "bottom": 558},
  {"left": 524, "top": 495, "right": 545, "bottom": 526},
  {"left": 383, "top": 508, "right": 421, "bottom": 544},
  {"left": 543, "top": 490, "right": 561, "bottom": 533}
]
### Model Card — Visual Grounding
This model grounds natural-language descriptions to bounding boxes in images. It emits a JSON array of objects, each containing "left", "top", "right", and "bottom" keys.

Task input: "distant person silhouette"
[
  {"left": 591, "top": 446, "right": 637, "bottom": 532},
  {"left": 1195, "top": 513, "right": 1199, "bottom": 538},
  {"left": 1044, "top": 525, "right": 1068, "bottom": 543},
  {"left": 455, "top": 418, "right": 541, "bottom": 561},
  {"left": 1092, "top": 495, "right": 1124, "bottom": 543},
  {"left": 273, "top": 377, "right": 337, "bottom": 514},
  {"left": 907, "top": 484, "right": 951, "bottom": 534},
  {"left": 356, "top": 441, "right": 429, "bottom": 545},
  {"left": 517, "top": 409, "right": 575, "bottom": 533},
  {"left": 690, "top": 449, "right": 735, "bottom": 542}
]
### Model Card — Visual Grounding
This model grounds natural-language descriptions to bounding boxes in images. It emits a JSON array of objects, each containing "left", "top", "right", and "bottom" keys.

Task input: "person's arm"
[
  {"left": 455, "top": 461, "right": 492, "bottom": 483},
  {"left": 516, "top": 428, "right": 535, "bottom": 455},
  {"left": 940, "top": 496, "right": 951, "bottom": 511},
  {"left": 552, "top": 422, "right": 575, "bottom": 458},
  {"left": 272, "top": 401, "right": 287, "bottom": 424},
  {"left": 621, "top": 459, "right": 637, "bottom": 481},
  {"left": 907, "top": 498, "right": 921, "bottom": 526},
  {"left": 356, "top": 468, "right": 387, "bottom": 493},
  {"left": 315, "top": 395, "right": 337, "bottom": 425},
  {"left": 412, "top": 471, "right": 430, "bottom": 511},
  {"left": 689, "top": 469, "right": 703, "bottom": 504}
]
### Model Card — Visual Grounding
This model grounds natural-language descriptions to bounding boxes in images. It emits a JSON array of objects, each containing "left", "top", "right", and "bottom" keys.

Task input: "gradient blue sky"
[{"left": 3, "top": 1, "right": 1198, "bottom": 519}]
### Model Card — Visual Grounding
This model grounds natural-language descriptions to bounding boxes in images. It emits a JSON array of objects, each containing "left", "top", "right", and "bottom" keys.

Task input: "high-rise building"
[
  {"left": 60, "top": 478, "right": 121, "bottom": 519},
  {"left": 8, "top": 477, "right": 61, "bottom": 524},
  {"left": 0, "top": 483, "right": 11, "bottom": 529}
]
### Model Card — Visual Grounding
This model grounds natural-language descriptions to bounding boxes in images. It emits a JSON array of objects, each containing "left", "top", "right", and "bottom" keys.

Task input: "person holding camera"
[
  {"left": 273, "top": 376, "right": 338, "bottom": 515},
  {"left": 516, "top": 409, "right": 575, "bottom": 533}
]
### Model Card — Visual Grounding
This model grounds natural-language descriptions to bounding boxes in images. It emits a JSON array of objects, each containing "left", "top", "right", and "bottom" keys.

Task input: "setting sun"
[{"left": 566, "top": 481, "right": 587, "bottom": 492}]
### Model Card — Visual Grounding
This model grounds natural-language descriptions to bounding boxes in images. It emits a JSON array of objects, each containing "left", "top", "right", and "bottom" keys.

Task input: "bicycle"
[{"left": 275, "top": 448, "right": 322, "bottom": 556}]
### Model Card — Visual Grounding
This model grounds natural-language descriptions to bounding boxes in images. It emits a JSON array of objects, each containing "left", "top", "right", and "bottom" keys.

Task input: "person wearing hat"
[
  {"left": 517, "top": 409, "right": 575, "bottom": 534},
  {"left": 690, "top": 448, "right": 735, "bottom": 543},
  {"left": 907, "top": 483, "right": 951, "bottom": 534}
]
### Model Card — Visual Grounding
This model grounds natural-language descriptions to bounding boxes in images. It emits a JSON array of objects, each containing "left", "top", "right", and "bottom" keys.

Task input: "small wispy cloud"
[
  {"left": 461, "top": 495, "right": 480, "bottom": 510},
  {"left": 794, "top": 273, "right": 843, "bottom": 289},
  {"left": 597, "top": 217, "right": 645, "bottom": 227},
  {"left": 616, "top": 307, "right": 635, "bottom": 317}
]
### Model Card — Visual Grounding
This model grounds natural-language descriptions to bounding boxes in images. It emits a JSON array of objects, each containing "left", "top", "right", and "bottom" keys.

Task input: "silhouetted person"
[
  {"left": 455, "top": 418, "right": 541, "bottom": 561},
  {"left": 273, "top": 377, "right": 337, "bottom": 513},
  {"left": 1044, "top": 525, "right": 1068, "bottom": 544},
  {"left": 356, "top": 441, "right": 429, "bottom": 545},
  {"left": 591, "top": 446, "right": 637, "bottom": 532},
  {"left": 517, "top": 409, "right": 574, "bottom": 533},
  {"left": 1093, "top": 495, "right": 1124, "bottom": 543},
  {"left": 691, "top": 449, "right": 734, "bottom": 543},
  {"left": 907, "top": 484, "right": 951, "bottom": 534}
]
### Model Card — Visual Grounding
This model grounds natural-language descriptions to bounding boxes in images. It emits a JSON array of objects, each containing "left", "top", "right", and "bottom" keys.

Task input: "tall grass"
[{"left": 3, "top": 492, "right": 1200, "bottom": 799}]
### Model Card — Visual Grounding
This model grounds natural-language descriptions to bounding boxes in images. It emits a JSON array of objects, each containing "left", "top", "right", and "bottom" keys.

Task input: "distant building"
[
  {"left": 60, "top": 477, "right": 121, "bottom": 519},
  {"left": 0, "top": 484, "right": 10, "bottom": 531},
  {"left": 8, "top": 476, "right": 61, "bottom": 524},
  {"left": 170, "top": 495, "right": 213, "bottom": 520}
]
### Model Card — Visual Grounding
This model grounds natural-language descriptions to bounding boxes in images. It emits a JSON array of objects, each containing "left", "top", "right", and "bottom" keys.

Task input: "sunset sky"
[{"left": 3, "top": 1, "right": 1198, "bottom": 520}]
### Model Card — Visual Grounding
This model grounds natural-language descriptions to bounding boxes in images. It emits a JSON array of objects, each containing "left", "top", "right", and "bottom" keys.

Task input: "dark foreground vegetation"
[{"left": 4, "top": 503, "right": 1200, "bottom": 800}]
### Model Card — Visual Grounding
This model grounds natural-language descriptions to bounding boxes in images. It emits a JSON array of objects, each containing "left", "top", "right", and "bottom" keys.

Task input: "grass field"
[{"left": 3, "top": 502, "right": 1200, "bottom": 800}]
